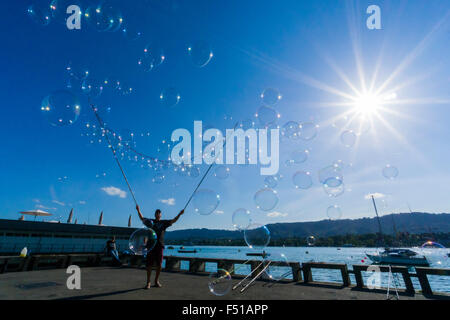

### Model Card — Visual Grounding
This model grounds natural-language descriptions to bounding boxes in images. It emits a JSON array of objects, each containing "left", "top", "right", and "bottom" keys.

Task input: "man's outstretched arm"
[
  {"left": 136, "top": 205, "right": 144, "bottom": 221},
  {"left": 171, "top": 209, "right": 185, "bottom": 225}
]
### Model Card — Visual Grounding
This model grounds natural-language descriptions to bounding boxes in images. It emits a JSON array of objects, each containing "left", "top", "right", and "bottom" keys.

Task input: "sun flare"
[{"left": 352, "top": 93, "right": 382, "bottom": 116}]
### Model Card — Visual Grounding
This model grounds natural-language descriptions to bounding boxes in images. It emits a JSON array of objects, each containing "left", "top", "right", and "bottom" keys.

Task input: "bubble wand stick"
[{"left": 88, "top": 97, "right": 139, "bottom": 206}]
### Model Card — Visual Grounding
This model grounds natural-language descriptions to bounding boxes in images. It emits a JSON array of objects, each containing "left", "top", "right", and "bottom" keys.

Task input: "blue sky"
[{"left": 0, "top": 0, "right": 449, "bottom": 231}]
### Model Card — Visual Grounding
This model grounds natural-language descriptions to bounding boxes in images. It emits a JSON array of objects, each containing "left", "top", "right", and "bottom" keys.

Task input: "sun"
[{"left": 352, "top": 92, "right": 382, "bottom": 116}]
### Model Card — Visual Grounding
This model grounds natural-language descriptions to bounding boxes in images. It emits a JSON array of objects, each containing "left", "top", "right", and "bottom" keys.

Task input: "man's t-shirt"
[{"left": 142, "top": 218, "right": 172, "bottom": 248}]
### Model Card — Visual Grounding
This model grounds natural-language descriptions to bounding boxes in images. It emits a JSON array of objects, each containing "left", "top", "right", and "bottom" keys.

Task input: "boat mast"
[{"left": 371, "top": 195, "right": 384, "bottom": 246}]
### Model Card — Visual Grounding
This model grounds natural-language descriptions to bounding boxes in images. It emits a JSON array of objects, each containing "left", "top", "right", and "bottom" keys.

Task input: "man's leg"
[
  {"left": 146, "top": 265, "right": 152, "bottom": 289},
  {"left": 154, "top": 265, "right": 162, "bottom": 287}
]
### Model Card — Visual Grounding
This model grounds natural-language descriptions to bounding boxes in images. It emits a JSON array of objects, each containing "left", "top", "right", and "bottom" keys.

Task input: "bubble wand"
[
  {"left": 182, "top": 122, "right": 239, "bottom": 211},
  {"left": 88, "top": 97, "right": 139, "bottom": 206}
]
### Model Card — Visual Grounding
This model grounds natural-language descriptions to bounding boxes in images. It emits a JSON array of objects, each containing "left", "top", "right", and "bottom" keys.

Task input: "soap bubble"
[
  {"left": 347, "top": 115, "right": 371, "bottom": 136},
  {"left": 188, "top": 41, "right": 213, "bottom": 67},
  {"left": 382, "top": 165, "right": 398, "bottom": 180},
  {"left": 261, "top": 88, "right": 282, "bottom": 106},
  {"left": 306, "top": 235, "right": 316, "bottom": 246},
  {"left": 264, "top": 176, "right": 278, "bottom": 188},
  {"left": 319, "top": 165, "right": 343, "bottom": 185},
  {"left": 214, "top": 165, "right": 230, "bottom": 179},
  {"left": 81, "top": 78, "right": 104, "bottom": 98},
  {"left": 50, "top": 0, "right": 82, "bottom": 25},
  {"left": 85, "top": 5, "right": 113, "bottom": 32},
  {"left": 192, "top": 189, "right": 220, "bottom": 215},
  {"left": 138, "top": 44, "right": 165, "bottom": 71},
  {"left": 254, "top": 188, "right": 279, "bottom": 211},
  {"left": 281, "top": 121, "right": 300, "bottom": 140},
  {"left": 187, "top": 165, "right": 200, "bottom": 178},
  {"left": 41, "top": 90, "right": 81, "bottom": 127},
  {"left": 129, "top": 228, "right": 157, "bottom": 255},
  {"left": 27, "top": 4, "right": 51, "bottom": 25},
  {"left": 289, "top": 149, "right": 309, "bottom": 164},
  {"left": 299, "top": 122, "right": 318, "bottom": 141},
  {"left": 160, "top": 88, "right": 181, "bottom": 107},
  {"left": 292, "top": 171, "right": 313, "bottom": 189},
  {"left": 327, "top": 205, "right": 342, "bottom": 220},
  {"left": 340, "top": 130, "right": 356, "bottom": 147},
  {"left": 256, "top": 106, "right": 280, "bottom": 128},
  {"left": 244, "top": 223, "right": 271, "bottom": 249},
  {"left": 323, "top": 181, "right": 345, "bottom": 197},
  {"left": 152, "top": 171, "right": 165, "bottom": 184},
  {"left": 232, "top": 208, "right": 251, "bottom": 230},
  {"left": 238, "top": 118, "right": 255, "bottom": 130},
  {"left": 66, "top": 62, "right": 89, "bottom": 81},
  {"left": 101, "top": 3, "right": 123, "bottom": 32},
  {"left": 208, "top": 269, "right": 232, "bottom": 296},
  {"left": 121, "top": 25, "right": 143, "bottom": 41},
  {"left": 264, "top": 252, "right": 291, "bottom": 281}
]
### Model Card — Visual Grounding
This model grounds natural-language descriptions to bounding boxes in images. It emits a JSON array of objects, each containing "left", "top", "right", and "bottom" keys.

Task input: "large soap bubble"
[
  {"left": 192, "top": 189, "right": 220, "bottom": 215},
  {"left": 261, "top": 88, "right": 282, "bottom": 106},
  {"left": 292, "top": 171, "right": 313, "bottom": 189},
  {"left": 208, "top": 269, "right": 232, "bottom": 296},
  {"left": 323, "top": 181, "right": 345, "bottom": 197},
  {"left": 41, "top": 90, "right": 81, "bottom": 127},
  {"left": 81, "top": 78, "right": 104, "bottom": 98},
  {"left": 188, "top": 41, "right": 213, "bottom": 67},
  {"left": 232, "top": 208, "right": 251, "bottom": 230},
  {"left": 129, "top": 228, "right": 157, "bottom": 255},
  {"left": 244, "top": 223, "right": 271, "bottom": 249},
  {"left": 382, "top": 164, "right": 398, "bottom": 180},
  {"left": 254, "top": 188, "right": 279, "bottom": 211}
]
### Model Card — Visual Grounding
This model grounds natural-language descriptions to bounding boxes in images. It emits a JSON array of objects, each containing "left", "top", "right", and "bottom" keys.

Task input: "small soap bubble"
[
  {"left": 292, "top": 171, "right": 313, "bottom": 189},
  {"left": 261, "top": 88, "right": 282, "bottom": 106},
  {"left": 192, "top": 189, "right": 220, "bottom": 215},
  {"left": 27, "top": 4, "right": 51, "bottom": 25},
  {"left": 327, "top": 205, "right": 342, "bottom": 220},
  {"left": 160, "top": 88, "right": 181, "bottom": 107},
  {"left": 254, "top": 188, "right": 279, "bottom": 212},
  {"left": 306, "top": 235, "right": 316, "bottom": 246},
  {"left": 382, "top": 165, "right": 398, "bottom": 180},
  {"left": 188, "top": 41, "right": 213, "bottom": 67},
  {"left": 256, "top": 106, "right": 280, "bottom": 128},
  {"left": 41, "top": 90, "right": 81, "bottom": 127},
  {"left": 340, "top": 130, "right": 356, "bottom": 147},
  {"left": 214, "top": 165, "right": 230, "bottom": 179},
  {"left": 232, "top": 208, "right": 251, "bottom": 230},
  {"left": 264, "top": 175, "right": 278, "bottom": 188},
  {"left": 244, "top": 223, "right": 271, "bottom": 249},
  {"left": 299, "top": 122, "right": 318, "bottom": 141}
]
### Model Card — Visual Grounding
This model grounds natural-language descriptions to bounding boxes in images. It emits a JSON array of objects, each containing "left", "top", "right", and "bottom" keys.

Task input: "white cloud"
[
  {"left": 101, "top": 186, "right": 127, "bottom": 199},
  {"left": 52, "top": 200, "right": 66, "bottom": 206},
  {"left": 267, "top": 211, "right": 288, "bottom": 218},
  {"left": 364, "top": 192, "right": 385, "bottom": 200},
  {"left": 215, "top": 210, "right": 224, "bottom": 215},
  {"left": 79, "top": 201, "right": 86, "bottom": 205},
  {"left": 158, "top": 198, "right": 176, "bottom": 206},
  {"left": 35, "top": 204, "right": 57, "bottom": 210}
]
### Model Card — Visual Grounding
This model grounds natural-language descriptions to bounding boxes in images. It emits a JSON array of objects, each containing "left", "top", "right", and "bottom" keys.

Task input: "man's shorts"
[{"left": 146, "top": 244, "right": 164, "bottom": 267}]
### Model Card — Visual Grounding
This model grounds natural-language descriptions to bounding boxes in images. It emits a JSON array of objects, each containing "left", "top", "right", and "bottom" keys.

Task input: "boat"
[
  {"left": 178, "top": 250, "right": 197, "bottom": 253},
  {"left": 246, "top": 252, "right": 270, "bottom": 258},
  {"left": 366, "top": 248, "right": 429, "bottom": 266},
  {"left": 366, "top": 195, "right": 429, "bottom": 267}
]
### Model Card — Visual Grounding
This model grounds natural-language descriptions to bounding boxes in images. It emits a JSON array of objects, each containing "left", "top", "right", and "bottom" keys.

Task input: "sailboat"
[{"left": 365, "top": 195, "right": 429, "bottom": 267}]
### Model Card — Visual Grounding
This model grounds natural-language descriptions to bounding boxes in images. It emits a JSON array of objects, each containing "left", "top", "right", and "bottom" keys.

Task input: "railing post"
[
  {"left": 416, "top": 268, "right": 433, "bottom": 295},
  {"left": 189, "top": 259, "right": 205, "bottom": 273},
  {"left": 353, "top": 265, "right": 364, "bottom": 288},
  {"left": 302, "top": 263, "right": 313, "bottom": 283},
  {"left": 290, "top": 262, "right": 302, "bottom": 282},
  {"left": 341, "top": 264, "right": 351, "bottom": 286},
  {"left": 164, "top": 257, "right": 181, "bottom": 271}
]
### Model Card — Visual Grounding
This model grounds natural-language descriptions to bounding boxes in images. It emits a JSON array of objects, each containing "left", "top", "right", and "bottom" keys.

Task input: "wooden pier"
[{"left": 0, "top": 253, "right": 449, "bottom": 298}]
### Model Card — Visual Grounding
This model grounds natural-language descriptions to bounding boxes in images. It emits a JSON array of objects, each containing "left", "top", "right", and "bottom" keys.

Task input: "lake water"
[{"left": 164, "top": 246, "right": 450, "bottom": 294}]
